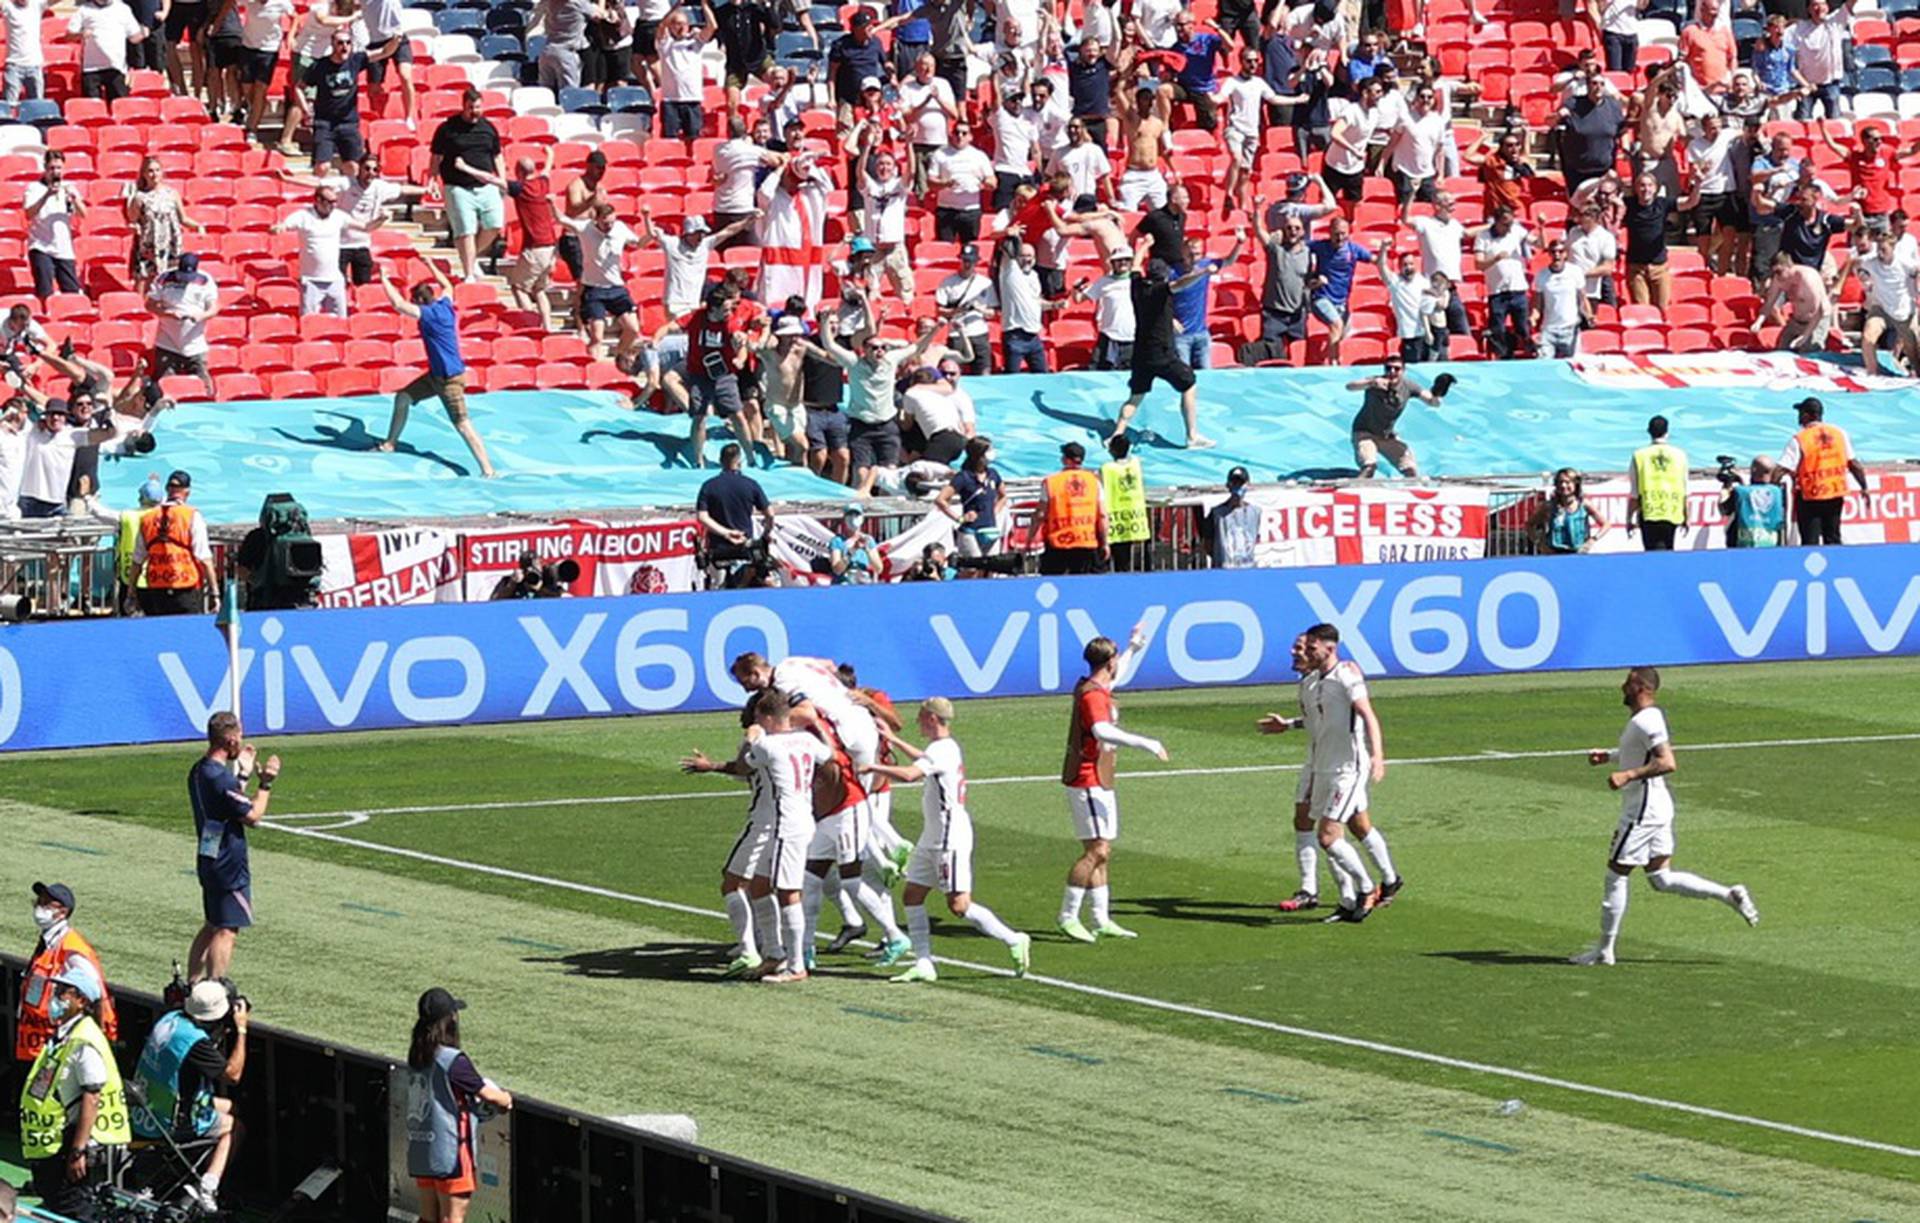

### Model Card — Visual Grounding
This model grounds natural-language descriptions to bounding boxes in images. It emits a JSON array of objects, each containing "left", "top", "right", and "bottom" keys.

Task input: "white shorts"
[
  {"left": 867, "top": 788, "right": 893, "bottom": 830},
  {"left": 1226, "top": 129, "right": 1257, "bottom": 170},
  {"left": 301, "top": 277, "right": 348, "bottom": 318},
  {"left": 824, "top": 705, "right": 880, "bottom": 772},
  {"left": 1117, "top": 167, "right": 1169, "bottom": 211},
  {"left": 1066, "top": 785, "right": 1119, "bottom": 842},
  {"left": 730, "top": 823, "right": 810, "bottom": 890},
  {"left": 1609, "top": 816, "right": 1675, "bottom": 867},
  {"left": 766, "top": 400, "right": 808, "bottom": 445},
  {"left": 1293, "top": 767, "right": 1312, "bottom": 805},
  {"left": 905, "top": 820, "right": 974, "bottom": 895},
  {"left": 1305, "top": 768, "right": 1368, "bottom": 825},
  {"left": 809, "top": 806, "right": 864, "bottom": 866}
]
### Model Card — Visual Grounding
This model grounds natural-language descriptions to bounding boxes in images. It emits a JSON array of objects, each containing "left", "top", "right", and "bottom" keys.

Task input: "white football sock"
[
  {"left": 1647, "top": 868, "right": 1731, "bottom": 902},
  {"left": 753, "top": 893, "right": 783, "bottom": 962},
  {"left": 867, "top": 806, "right": 909, "bottom": 856},
  {"left": 906, "top": 903, "right": 933, "bottom": 963},
  {"left": 1059, "top": 884, "right": 1086, "bottom": 923},
  {"left": 1330, "top": 853, "right": 1358, "bottom": 906},
  {"left": 801, "top": 873, "right": 824, "bottom": 953},
  {"left": 1089, "top": 884, "right": 1112, "bottom": 925},
  {"left": 1360, "top": 828, "right": 1398, "bottom": 884},
  {"left": 824, "top": 872, "right": 863, "bottom": 928},
  {"left": 962, "top": 902, "right": 1020, "bottom": 947},
  {"left": 1324, "top": 838, "right": 1373, "bottom": 895},
  {"left": 853, "top": 876, "right": 906, "bottom": 941},
  {"left": 724, "top": 889, "right": 755, "bottom": 956},
  {"left": 1295, "top": 831, "right": 1320, "bottom": 896},
  {"left": 1599, "top": 869, "right": 1630, "bottom": 952},
  {"left": 780, "top": 900, "right": 808, "bottom": 972}
]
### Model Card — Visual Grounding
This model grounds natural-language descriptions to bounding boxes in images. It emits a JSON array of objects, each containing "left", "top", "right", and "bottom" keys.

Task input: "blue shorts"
[
  {"left": 805, "top": 407, "right": 849, "bottom": 452},
  {"left": 201, "top": 883, "right": 254, "bottom": 930},
  {"left": 580, "top": 284, "right": 635, "bottom": 322},
  {"left": 1310, "top": 296, "right": 1349, "bottom": 327}
]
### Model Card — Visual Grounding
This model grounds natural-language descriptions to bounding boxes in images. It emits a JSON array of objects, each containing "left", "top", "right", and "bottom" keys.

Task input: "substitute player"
[
  {"left": 868, "top": 698, "right": 1033, "bottom": 983},
  {"left": 682, "top": 690, "right": 827, "bottom": 982},
  {"left": 1262, "top": 629, "right": 1403, "bottom": 915},
  {"left": 1257, "top": 625, "right": 1393, "bottom": 923},
  {"left": 1570, "top": 668, "right": 1759, "bottom": 966},
  {"left": 1058, "top": 626, "right": 1168, "bottom": 943}
]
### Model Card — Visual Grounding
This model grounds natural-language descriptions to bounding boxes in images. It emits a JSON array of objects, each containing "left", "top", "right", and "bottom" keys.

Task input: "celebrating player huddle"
[{"left": 681, "top": 631, "right": 1761, "bottom": 988}]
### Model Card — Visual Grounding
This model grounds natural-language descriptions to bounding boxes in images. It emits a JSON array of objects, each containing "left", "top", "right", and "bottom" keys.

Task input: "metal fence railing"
[{"left": 1, "top": 956, "right": 951, "bottom": 1222}]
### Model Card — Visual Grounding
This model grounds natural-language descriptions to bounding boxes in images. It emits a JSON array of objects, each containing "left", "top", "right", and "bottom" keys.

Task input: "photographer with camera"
[
  {"left": 17, "top": 961, "right": 129, "bottom": 1222},
  {"left": 1718, "top": 454, "right": 1785, "bottom": 547},
  {"left": 488, "top": 550, "right": 579, "bottom": 600},
  {"left": 696, "top": 442, "right": 776, "bottom": 584},
  {"left": 188, "top": 712, "right": 280, "bottom": 984},
  {"left": 131, "top": 979, "right": 249, "bottom": 1214}
]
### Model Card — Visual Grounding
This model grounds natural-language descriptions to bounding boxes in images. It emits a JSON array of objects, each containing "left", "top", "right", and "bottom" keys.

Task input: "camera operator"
[
  {"left": 488, "top": 551, "right": 579, "bottom": 599},
  {"left": 904, "top": 541, "right": 955, "bottom": 581},
  {"left": 17, "top": 962, "right": 129, "bottom": 1222},
  {"left": 132, "top": 979, "right": 249, "bottom": 1214},
  {"left": 695, "top": 442, "right": 776, "bottom": 584},
  {"left": 1720, "top": 454, "right": 1785, "bottom": 547}
]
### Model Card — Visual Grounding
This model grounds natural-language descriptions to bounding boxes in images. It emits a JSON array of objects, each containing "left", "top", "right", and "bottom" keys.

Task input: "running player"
[
  {"left": 868, "top": 698, "right": 1033, "bottom": 983},
  {"left": 1262, "top": 629, "right": 1403, "bottom": 915},
  {"left": 801, "top": 715, "right": 913, "bottom": 971},
  {"left": 682, "top": 690, "right": 827, "bottom": 982},
  {"left": 1058, "top": 626, "right": 1168, "bottom": 944},
  {"left": 1257, "top": 624, "right": 1390, "bottom": 923},
  {"left": 1570, "top": 668, "right": 1759, "bottom": 966}
]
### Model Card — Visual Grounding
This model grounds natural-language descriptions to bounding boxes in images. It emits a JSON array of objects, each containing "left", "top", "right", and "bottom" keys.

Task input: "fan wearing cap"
[
  {"left": 17, "top": 883, "right": 119, "bottom": 1070},
  {"left": 1107, "top": 255, "right": 1219, "bottom": 450},
  {"left": 934, "top": 244, "right": 994, "bottom": 374},
  {"left": 406, "top": 987, "right": 513, "bottom": 1221},
  {"left": 17, "top": 958, "right": 130, "bottom": 1218},
  {"left": 15, "top": 397, "right": 119, "bottom": 521},
  {"left": 827, "top": 502, "right": 880, "bottom": 583},
  {"left": 132, "top": 980, "right": 250, "bottom": 1214},
  {"left": 748, "top": 314, "right": 812, "bottom": 464},
  {"left": 132, "top": 467, "right": 216, "bottom": 617},
  {"left": 188, "top": 711, "right": 282, "bottom": 983},
  {"left": 1204, "top": 466, "right": 1260, "bottom": 568}
]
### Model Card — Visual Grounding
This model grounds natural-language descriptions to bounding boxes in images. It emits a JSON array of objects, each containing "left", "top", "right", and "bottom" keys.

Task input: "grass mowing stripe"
[
  {"left": 840, "top": 1006, "right": 913, "bottom": 1024},
  {"left": 339, "top": 900, "right": 405, "bottom": 918},
  {"left": 1028, "top": 1045, "right": 1105, "bottom": 1065},
  {"left": 1221, "top": 1087, "right": 1304, "bottom": 1105},
  {"left": 265, "top": 730, "right": 1920, "bottom": 822},
  {"left": 39, "top": 840, "right": 108, "bottom": 856},
  {"left": 267, "top": 821, "right": 1920, "bottom": 1163},
  {"left": 1425, "top": 1129, "right": 1521, "bottom": 1154},
  {"left": 1634, "top": 1173, "right": 1745, "bottom": 1199}
]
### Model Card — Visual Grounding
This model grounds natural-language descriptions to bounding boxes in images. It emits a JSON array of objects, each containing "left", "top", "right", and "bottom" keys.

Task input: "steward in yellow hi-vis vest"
[
  {"left": 19, "top": 962, "right": 130, "bottom": 1217},
  {"left": 1629, "top": 414, "right": 1689, "bottom": 552}
]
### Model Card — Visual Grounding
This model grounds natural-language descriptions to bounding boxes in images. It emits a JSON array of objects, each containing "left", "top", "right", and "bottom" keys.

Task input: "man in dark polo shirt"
[
  {"left": 1622, "top": 170, "right": 1699, "bottom": 311},
  {"left": 1134, "top": 182, "right": 1190, "bottom": 268},
  {"left": 187, "top": 712, "right": 279, "bottom": 983},
  {"left": 695, "top": 442, "right": 775, "bottom": 565},
  {"left": 1776, "top": 182, "right": 1855, "bottom": 269}
]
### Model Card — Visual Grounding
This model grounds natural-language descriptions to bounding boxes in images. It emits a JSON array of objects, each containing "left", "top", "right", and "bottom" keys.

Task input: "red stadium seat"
[
  {"left": 268, "top": 370, "right": 320, "bottom": 398},
  {"left": 321, "top": 368, "right": 380, "bottom": 396},
  {"left": 219, "top": 373, "right": 265, "bottom": 399}
]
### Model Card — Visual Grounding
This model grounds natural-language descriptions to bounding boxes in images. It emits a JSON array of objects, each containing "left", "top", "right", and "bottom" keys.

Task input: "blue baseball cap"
[{"left": 138, "top": 477, "right": 166, "bottom": 505}]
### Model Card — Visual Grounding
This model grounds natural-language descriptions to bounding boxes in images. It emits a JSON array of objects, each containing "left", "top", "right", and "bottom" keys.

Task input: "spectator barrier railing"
[{"left": 1, "top": 955, "right": 952, "bottom": 1222}]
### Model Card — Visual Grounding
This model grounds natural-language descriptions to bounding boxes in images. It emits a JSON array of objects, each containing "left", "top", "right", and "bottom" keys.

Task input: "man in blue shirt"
[
  {"left": 1170, "top": 231, "right": 1243, "bottom": 370},
  {"left": 1751, "top": 16, "right": 1794, "bottom": 101},
  {"left": 1343, "top": 30, "right": 1388, "bottom": 93},
  {"left": 376, "top": 255, "right": 497, "bottom": 477},
  {"left": 1307, "top": 213, "right": 1373, "bottom": 364},
  {"left": 827, "top": 11, "right": 889, "bottom": 110},
  {"left": 188, "top": 711, "right": 279, "bottom": 983},
  {"left": 1168, "top": 11, "right": 1226, "bottom": 131},
  {"left": 1068, "top": 37, "right": 1115, "bottom": 146}
]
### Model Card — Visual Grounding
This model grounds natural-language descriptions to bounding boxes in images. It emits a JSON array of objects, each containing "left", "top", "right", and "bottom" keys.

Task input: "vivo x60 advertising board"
[{"left": 3, "top": 546, "right": 1918, "bottom": 751}]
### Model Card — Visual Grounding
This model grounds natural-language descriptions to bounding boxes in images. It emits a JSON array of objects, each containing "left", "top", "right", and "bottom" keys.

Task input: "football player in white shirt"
[
  {"left": 868, "top": 698, "right": 1033, "bottom": 983},
  {"left": 682, "top": 689, "right": 830, "bottom": 981},
  {"left": 1259, "top": 626, "right": 1402, "bottom": 922},
  {"left": 1570, "top": 669, "right": 1759, "bottom": 966}
]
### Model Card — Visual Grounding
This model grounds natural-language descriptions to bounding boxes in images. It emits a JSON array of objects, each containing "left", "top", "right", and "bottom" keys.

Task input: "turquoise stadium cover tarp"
[{"left": 107, "top": 362, "right": 1920, "bottom": 524}]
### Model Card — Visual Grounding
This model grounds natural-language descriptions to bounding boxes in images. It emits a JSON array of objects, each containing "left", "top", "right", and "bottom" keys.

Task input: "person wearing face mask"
[
  {"left": 16, "top": 883, "right": 118, "bottom": 1075},
  {"left": 17, "top": 960, "right": 129, "bottom": 1221}
]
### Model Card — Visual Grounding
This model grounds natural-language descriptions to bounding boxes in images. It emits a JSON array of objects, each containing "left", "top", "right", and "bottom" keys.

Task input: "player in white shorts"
[
  {"left": 1058, "top": 626, "right": 1169, "bottom": 944},
  {"left": 732, "top": 651, "right": 883, "bottom": 771},
  {"left": 682, "top": 689, "right": 827, "bottom": 981},
  {"left": 1570, "top": 668, "right": 1759, "bottom": 966},
  {"left": 800, "top": 717, "right": 913, "bottom": 971},
  {"left": 1262, "top": 628, "right": 1403, "bottom": 919},
  {"left": 867, "top": 697, "right": 1033, "bottom": 983}
]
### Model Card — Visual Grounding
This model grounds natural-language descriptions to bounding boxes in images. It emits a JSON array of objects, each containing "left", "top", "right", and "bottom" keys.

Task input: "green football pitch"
[{"left": 5, "top": 658, "right": 1920, "bottom": 1221}]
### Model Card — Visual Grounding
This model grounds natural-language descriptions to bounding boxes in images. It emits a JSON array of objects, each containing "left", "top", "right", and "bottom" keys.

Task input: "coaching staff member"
[
  {"left": 188, "top": 712, "right": 280, "bottom": 984},
  {"left": 1774, "top": 397, "right": 1869, "bottom": 545},
  {"left": 1035, "top": 441, "right": 1106, "bottom": 574}
]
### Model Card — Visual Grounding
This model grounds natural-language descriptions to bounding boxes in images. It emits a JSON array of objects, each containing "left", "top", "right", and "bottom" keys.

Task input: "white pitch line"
[
  {"left": 264, "top": 821, "right": 1920, "bottom": 1161},
  {"left": 265, "top": 731, "right": 1920, "bottom": 826}
]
